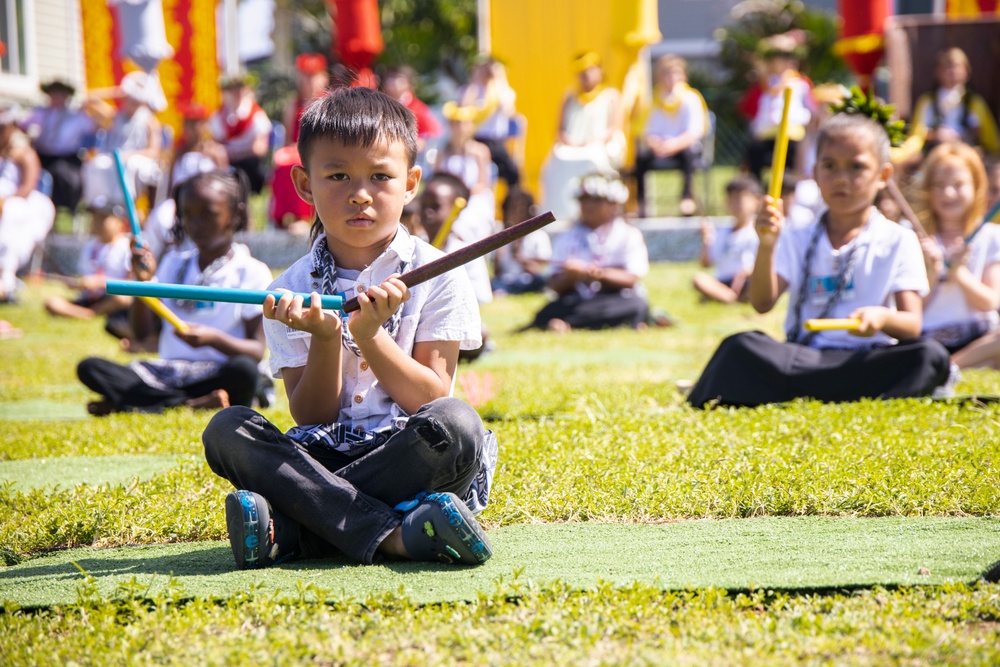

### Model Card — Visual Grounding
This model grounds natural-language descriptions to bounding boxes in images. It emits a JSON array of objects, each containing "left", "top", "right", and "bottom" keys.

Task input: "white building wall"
[{"left": 0, "top": 0, "right": 84, "bottom": 105}]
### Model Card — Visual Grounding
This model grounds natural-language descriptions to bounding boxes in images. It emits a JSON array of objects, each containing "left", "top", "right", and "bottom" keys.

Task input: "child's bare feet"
[
  {"left": 87, "top": 400, "right": 115, "bottom": 416},
  {"left": 186, "top": 389, "right": 231, "bottom": 410},
  {"left": 185, "top": 389, "right": 230, "bottom": 410},
  {"left": 547, "top": 318, "right": 571, "bottom": 334},
  {"left": 0, "top": 319, "right": 22, "bottom": 339}
]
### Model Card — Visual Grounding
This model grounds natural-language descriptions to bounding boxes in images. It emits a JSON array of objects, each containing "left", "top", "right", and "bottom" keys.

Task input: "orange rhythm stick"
[
  {"left": 803, "top": 318, "right": 861, "bottom": 332},
  {"left": 431, "top": 197, "right": 468, "bottom": 249},
  {"left": 768, "top": 87, "right": 794, "bottom": 202},
  {"left": 138, "top": 296, "right": 190, "bottom": 333}
]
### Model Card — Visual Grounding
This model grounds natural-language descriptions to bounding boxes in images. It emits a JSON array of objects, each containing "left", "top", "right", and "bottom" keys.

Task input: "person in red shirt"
[{"left": 382, "top": 65, "right": 442, "bottom": 155}]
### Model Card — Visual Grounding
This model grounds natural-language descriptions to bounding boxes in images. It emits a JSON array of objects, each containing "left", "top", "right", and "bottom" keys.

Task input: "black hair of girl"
[
  {"left": 171, "top": 168, "right": 251, "bottom": 245},
  {"left": 816, "top": 113, "right": 891, "bottom": 165}
]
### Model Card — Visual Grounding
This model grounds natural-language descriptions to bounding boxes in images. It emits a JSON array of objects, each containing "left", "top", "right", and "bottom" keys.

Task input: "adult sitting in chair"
[
  {"left": 634, "top": 55, "right": 706, "bottom": 218},
  {"left": 541, "top": 51, "right": 624, "bottom": 223},
  {"left": 21, "top": 79, "right": 96, "bottom": 212}
]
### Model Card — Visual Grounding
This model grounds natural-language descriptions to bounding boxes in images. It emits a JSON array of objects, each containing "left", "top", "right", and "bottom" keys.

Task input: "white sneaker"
[{"left": 932, "top": 363, "right": 961, "bottom": 399}]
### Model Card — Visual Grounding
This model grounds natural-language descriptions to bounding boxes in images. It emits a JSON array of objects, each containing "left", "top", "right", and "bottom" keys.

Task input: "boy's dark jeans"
[{"left": 203, "top": 397, "right": 486, "bottom": 564}]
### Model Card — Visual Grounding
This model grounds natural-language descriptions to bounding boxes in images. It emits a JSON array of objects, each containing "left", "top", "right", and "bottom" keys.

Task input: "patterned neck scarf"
[
  {"left": 310, "top": 234, "right": 408, "bottom": 357},
  {"left": 786, "top": 213, "right": 864, "bottom": 346},
  {"left": 173, "top": 246, "right": 236, "bottom": 312}
]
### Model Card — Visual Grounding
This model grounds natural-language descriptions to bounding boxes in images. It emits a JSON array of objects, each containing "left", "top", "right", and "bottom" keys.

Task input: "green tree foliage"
[
  {"left": 379, "top": 0, "right": 479, "bottom": 100},
  {"left": 703, "top": 0, "right": 854, "bottom": 163}
]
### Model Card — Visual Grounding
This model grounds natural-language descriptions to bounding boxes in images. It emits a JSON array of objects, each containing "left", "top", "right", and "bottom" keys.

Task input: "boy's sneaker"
[
  {"left": 225, "top": 490, "right": 301, "bottom": 569},
  {"left": 400, "top": 492, "right": 492, "bottom": 565}
]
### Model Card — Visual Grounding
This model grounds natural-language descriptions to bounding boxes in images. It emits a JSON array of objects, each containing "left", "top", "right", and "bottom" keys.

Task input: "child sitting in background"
[
  {"left": 523, "top": 172, "right": 650, "bottom": 332},
  {"left": 916, "top": 143, "right": 1000, "bottom": 374},
  {"left": 419, "top": 171, "right": 493, "bottom": 360},
  {"left": 687, "top": 109, "right": 950, "bottom": 408},
  {"left": 492, "top": 186, "right": 551, "bottom": 295},
  {"left": 44, "top": 201, "right": 133, "bottom": 335},
  {"left": 77, "top": 169, "right": 271, "bottom": 415},
  {"left": 692, "top": 176, "right": 761, "bottom": 303}
]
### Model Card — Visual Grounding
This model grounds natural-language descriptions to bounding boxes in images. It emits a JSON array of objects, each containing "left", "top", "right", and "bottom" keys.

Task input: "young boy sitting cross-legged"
[{"left": 202, "top": 86, "right": 497, "bottom": 569}]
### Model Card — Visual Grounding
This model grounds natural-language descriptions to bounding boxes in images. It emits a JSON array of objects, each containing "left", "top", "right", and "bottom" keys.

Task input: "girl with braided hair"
[{"left": 687, "top": 111, "right": 951, "bottom": 408}]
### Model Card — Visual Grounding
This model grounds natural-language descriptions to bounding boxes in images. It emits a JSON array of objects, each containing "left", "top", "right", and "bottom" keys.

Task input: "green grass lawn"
[{"left": 2, "top": 263, "right": 1000, "bottom": 664}]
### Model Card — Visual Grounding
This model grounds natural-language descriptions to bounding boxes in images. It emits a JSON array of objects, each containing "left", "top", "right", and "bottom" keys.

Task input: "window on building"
[{"left": 0, "top": 0, "right": 27, "bottom": 76}]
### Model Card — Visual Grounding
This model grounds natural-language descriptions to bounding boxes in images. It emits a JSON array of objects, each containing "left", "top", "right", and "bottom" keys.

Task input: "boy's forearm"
[
  {"left": 356, "top": 329, "right": 452, "bottom": 415},
  {"left": 289, "top": 340, "right": 343, "bottom": 425}
]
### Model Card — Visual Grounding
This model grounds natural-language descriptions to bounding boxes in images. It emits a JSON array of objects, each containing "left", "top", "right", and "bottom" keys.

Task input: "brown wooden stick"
[
  {"left": 885, "top": 177, "right": 929, "bottom": 241},
  {"left": 342, "top": 211, "right": 557, "bottom": 313}
]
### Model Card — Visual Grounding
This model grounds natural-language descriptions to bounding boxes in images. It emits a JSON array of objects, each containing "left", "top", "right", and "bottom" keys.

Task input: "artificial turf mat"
[
  {"left": 2, "top": 517, "right": 998, "bottom": 609},
  {"left": 0, "top": 454, "right": 184, "bottom": 491}
]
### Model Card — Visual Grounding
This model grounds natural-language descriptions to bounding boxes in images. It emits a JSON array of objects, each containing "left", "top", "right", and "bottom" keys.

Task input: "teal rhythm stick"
[
  {"left": 113, "top": 149, "right": 144, "bottom": 248},
  {"left": 108, "top": 210, "right": 557, "bottom": 313},
  {"left": 106, "top": 280, "right": 345, "bottom": 310}
]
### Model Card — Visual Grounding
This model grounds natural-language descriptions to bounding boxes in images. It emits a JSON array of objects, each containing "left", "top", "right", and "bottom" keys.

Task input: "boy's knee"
[
  {"left": 420, "top": 397, "right": 484, "bottom": 442},
  {"left": 203, "top": 405, "right": 259, "bottom": 463}
]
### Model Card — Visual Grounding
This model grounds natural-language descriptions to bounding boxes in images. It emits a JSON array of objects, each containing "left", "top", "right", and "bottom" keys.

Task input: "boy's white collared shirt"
[{"left": 265, "top": 225, "right": 482, "bottom": 431}]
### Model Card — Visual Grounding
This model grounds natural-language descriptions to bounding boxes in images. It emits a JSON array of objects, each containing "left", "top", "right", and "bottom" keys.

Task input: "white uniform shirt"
[
  {"left": 709, "top": 222, "right": 759, "bottom": 283},
  {"left": 495, "top": 229, "right": 552, "bottom": 282},
  {"left": 155, "top": 243, "right": 272, "bottom": 362},
  {"left": 776, "top": 208, "right": 928, "bottom": 349},
  {"left": 916, "top": 87, "right": 983, "bottom": 138},
  {"left": 923, "top": 222, "right": 1000, "bottom": 331},
  {"left": 76, "top": 236, "right": 132, "bottom": 280},
  {"left": 265, "top": 226, "right": 482, "bottom": 431},
  {"left": 551, "top": 217, "right": 649, "bottom": 275},
  {"left": 643, "top": 88, "right": 705, "bottom": 142}
]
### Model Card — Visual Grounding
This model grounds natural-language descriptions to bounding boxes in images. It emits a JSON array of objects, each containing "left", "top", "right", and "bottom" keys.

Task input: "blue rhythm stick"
[
  {"left": 106, "top": 280, "right": 345, "bottom": 310},
  {"left": 112, "top": 149, "right": 144, "bottom": 249}
]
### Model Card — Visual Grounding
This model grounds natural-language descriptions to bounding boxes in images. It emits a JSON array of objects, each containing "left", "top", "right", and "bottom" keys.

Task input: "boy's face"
[
  {"left": 292, "top": 137, "right": 420, "bottom": 268},
  {"left": 90, "top": 211, "right": 124, "bottom": 241},
  {"left": 727, "top": 190, "right": 759, "bottom": 221},
  {"left": 419, "top": 182, "right": 456, "bottom": 239},
  {"left": 815, "top": 130, "right": 892, "bottom": 222}
]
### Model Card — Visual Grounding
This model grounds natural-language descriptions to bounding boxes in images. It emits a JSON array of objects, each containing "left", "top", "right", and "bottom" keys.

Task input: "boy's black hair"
[
  {"left": 816, "top": 113, "right": 891, "bottom": 165},
  {"left": 726, "top": 175, "right": 763, "bottom": 197},
  {"left": 297, "top": 86, "right": 418, "bottom": 169},
  {"left": 501, "top": 185, "right": 536, "bottom": 222},
  {"left": 425, "top": 171, "right": 471, "bottom": 202},
  {"left": 171, "top": 168, "right": 251, "bottom": 244}
]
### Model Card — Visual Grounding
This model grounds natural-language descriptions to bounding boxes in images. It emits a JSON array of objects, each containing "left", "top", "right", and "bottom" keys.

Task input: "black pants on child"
[
  {"left": 202, "top": 397, "right": 486, "bottom": 563},
  {"left": 686, "top": 331, "right": 951, "bottom": 409},
  {"left": 634, "top": 146, "right": 700, "bottom": 212},
  {"left": 77, "top": 355, "right": 260, "bottom": 412},
  {"left": 746, "top": 139, "right": 799, "bottom": 186},
  {"left": 526, "top": 290, "right": 649, "bottom": 331}
]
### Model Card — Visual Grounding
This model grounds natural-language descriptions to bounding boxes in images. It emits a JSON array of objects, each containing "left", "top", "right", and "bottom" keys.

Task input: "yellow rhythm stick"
[
  {"left": 803, "top": 318, "right": 861, "bottom": 332},
  {"left": 768, "top": 87, "right": 794, "bottom": 202},
  {"left": 432, "top": 197, "right": 468, "bottom": 249},
  {"left": 138, "top": 296, "right": 190, "bottom": 333}
]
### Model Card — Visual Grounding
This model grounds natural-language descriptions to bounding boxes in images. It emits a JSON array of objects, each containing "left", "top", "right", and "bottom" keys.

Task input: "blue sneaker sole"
[{"left": 225, "top": 490, "right": 269, "bottom": 570}]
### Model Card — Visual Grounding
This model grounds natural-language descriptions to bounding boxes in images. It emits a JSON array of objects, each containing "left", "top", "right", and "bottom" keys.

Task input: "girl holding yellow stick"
[
  {"left": 687, "top": 99, "right": 951, "bottom": 408},
  {"left": 76, "top": 170, "right": 273, "bottom": 415}
]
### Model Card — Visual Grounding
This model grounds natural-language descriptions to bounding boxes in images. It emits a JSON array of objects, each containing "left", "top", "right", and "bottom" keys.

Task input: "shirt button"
[
  {"left": 356, "top": 285, "right": 366, "bottom": 294},
  {"left": 353, "top": 394, "right": 363, "bottom": 404},
  {"left": 360, "top": 361, "right": 369, "bottom": 371}
]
